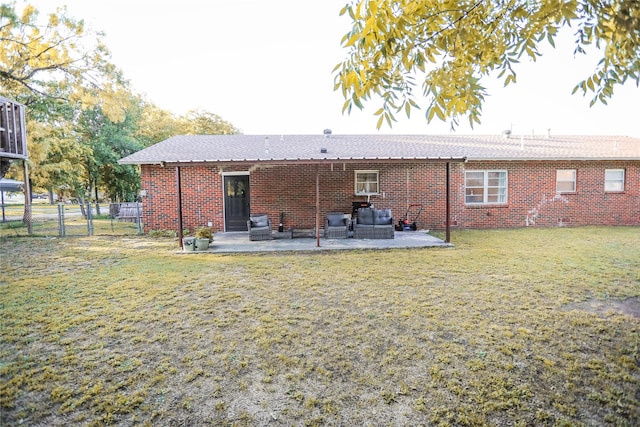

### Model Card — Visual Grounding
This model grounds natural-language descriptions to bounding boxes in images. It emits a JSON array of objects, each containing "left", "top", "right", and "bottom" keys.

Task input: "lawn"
[
  {"left": 1, "top": 203, "right": 142, "bottom": 239},
  {"left": 1, "top": 227, "right": 639, "bottom": 426}
]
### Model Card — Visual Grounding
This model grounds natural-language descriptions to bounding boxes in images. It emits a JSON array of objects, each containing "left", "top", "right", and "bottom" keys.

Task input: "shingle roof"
[{"left": 118, "top": 134, "right": 640, "bottom": 165}]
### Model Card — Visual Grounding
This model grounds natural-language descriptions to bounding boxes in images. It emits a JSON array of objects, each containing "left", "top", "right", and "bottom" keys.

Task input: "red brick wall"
[
  {"left": 139, "top": 160, "right": 639, "bottom": 233},
  {"left": 140, "top": 165, "right": 224, "bottom": 233},
  {"left": 248, "top": 162, "right": 449, "bottom": 230},
  {"left": 454, "top": 160, "right": 640, "bottom": 228}
]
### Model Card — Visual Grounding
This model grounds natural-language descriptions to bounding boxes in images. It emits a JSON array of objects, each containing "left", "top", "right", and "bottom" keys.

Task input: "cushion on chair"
[
  {"left": 250, "top": 215, "right": 269, "bottom": 228},
  {"left": 374, "top": 209, "right": 393, "bottom": 225},
  {"left": 327, "top": 213, "right": 346, "bottom": 227},
  {"left": 357, "top": 208, "right": 375, "bottom": 225}
]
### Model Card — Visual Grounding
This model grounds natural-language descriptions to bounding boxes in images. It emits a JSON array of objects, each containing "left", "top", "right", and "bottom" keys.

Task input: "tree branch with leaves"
[
  {"left": 0, "top": 2, "right": 128, "bottom": 122},
  {"left": 333, "top": 0, "right": 640, "bottom": 129}
]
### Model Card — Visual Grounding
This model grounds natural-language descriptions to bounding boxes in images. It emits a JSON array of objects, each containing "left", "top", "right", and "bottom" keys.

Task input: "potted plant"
[
  {"left": 182, "top": 236, "right": 196, "bottom": 252},
  {"left": 194, "top": 227, "right": 213, "bottom": 251}
]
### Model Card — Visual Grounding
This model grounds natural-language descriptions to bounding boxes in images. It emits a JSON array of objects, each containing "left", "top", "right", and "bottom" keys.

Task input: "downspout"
[
  {"left": 445, "top": 162, "right": 451, "bottom": 243},
  {"left": 176, "top": 166, "right": 184, "bottom": 248}
]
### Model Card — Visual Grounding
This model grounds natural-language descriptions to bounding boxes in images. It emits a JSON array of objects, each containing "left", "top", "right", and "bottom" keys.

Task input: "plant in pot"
[
  {"left": 194, "top": 227, "right": 213, "bottom": 251},
  {"left": 182, "top": 235, "right": 196, "bottom": 252}
]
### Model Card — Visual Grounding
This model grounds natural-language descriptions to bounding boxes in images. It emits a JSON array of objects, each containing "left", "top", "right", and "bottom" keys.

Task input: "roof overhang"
[
  {"left": 121, "top": 157, "right": 468, "bottom": 167},
  {"left": 466, "top": 157, "right": 640, "bottom": 162}
]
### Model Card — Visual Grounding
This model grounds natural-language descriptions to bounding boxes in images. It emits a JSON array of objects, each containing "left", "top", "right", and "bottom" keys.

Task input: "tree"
[
  {"left": 134, "top": 106, "right": 241, "bottom": 147},
  {"left": 134, "top": 102, "right": 185, "bottom": 147},
  {"left": 77, "top": 103, "right": 143, "bottom": 204},
  {"left": 1, "top": 2, "right": 240, "bottom": 205},
  {"left": 1, "top": 0, "right": 131, "bottom": 193},
  {"left": 178, "top": 109, "right": 241, "bottom": 135},
  {"left": 23, "top": 97, "right": 87, "bottom": 202},
  {"left": 0, "top": 1, "right": 128, "bottom": 121},
  {"left": 334, "top": 0, "right": 640, "bottom": 129}
]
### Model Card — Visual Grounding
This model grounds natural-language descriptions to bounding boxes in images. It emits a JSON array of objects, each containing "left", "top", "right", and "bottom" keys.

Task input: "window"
[
  {"left": 605, "top": 169, "right": 625, "bottom": 192},
  {"left": 355, "top": 170, "right": 379, "bottom": 195},
  {"left": 556, "top": 169, "right": 576, "bottom": 193},
  {"left": 465, "top": 170, "right": 507, "bottom": 204}
]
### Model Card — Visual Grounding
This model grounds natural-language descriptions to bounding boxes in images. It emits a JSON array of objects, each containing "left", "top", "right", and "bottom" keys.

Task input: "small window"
[
  {"left": 556, "top": 169, "right": 576, "bottom": 193},
  {"left": 605, "top": 169, "right": 625, "bottom": 192},
  {"left": 355, "top": 170, "right": 379, "bottom": 195},
  {"left": 465, "top": 170, "right": 507, "bottom": 204}
]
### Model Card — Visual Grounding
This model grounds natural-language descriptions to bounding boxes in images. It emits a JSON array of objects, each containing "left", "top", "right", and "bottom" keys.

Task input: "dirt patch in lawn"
[{"left": 564, "top": 297, "right": 640, "bottom": 318}]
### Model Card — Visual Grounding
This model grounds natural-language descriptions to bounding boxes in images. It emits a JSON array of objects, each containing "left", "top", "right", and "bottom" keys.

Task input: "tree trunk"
[
  {"left": 94, "top": 182, "right": 101, "bottom": 215},
  {"left": 78, "top": 196, "right": 87, "bottom": 218}
]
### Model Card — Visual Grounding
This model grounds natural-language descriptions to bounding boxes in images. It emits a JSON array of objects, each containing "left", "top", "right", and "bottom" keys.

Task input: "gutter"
[
  {"left": 466, "top": 157, "right": 640, "bottom": 162},
  {"left": 120, "top": 157, "right": 469, "bottom": 167}
]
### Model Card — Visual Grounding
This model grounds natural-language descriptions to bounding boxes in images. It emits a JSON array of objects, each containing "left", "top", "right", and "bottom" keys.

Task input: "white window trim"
[
  {"left": 464, "top": 170, "right": 508, "bottom": 205},
  {"left": 604, "top": 169, "right": 625, "bottom": 192},
  {"left": 556, "top": 169, "right": 577, "bottom": 193},
  {"left": 354, "top": 170, "right": 379, "bottom": 195},
  {"left": 221, "top": 171, "right": 250, "bottom": 177}
]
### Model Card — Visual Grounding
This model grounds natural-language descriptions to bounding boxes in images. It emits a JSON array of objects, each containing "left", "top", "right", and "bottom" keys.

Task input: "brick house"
[{"left": 119, "top": 133, "right": 640, "bottom": 237}]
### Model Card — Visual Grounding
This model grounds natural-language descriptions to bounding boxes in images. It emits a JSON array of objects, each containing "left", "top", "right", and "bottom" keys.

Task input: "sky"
[{"left": 28, "top": 0, "right": 640, "bottom": 137}]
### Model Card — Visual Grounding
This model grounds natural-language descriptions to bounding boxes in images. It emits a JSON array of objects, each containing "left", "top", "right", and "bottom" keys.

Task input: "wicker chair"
[
  {"left": 325, "top": 212, "right": 349, "bottom": 239},
  {"left": 247, "top": 213, "right": 272, "bottom": 241},
  {"left": 354, "top": 208, "right": 394, "bottom": 239}
]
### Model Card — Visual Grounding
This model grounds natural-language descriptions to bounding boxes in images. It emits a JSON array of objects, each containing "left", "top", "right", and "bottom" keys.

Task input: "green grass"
[
  {"left": 1, "top": 203, "right": 141, "bottom": 238},
  {"left": 1, "top": 227, "right": 639, "bottom": 426},
  {"left": 0, "top": 218, "right": 140, "bottom": 238}
]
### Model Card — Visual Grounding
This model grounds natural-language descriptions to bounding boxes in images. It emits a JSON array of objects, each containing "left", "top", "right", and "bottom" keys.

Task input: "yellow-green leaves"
[
  {"left": 20, "top": 4, "right": 35, "bottom": 23},
  {"left": 0, "top": 2, "right": 126, "bottom": 123},
  {"left": 334, "top": 0, "right": 640, "bottom": 129}
]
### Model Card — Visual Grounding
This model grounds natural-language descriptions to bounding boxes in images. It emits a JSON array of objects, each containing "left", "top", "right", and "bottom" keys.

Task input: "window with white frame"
[
  {"left": 556, "top": 169, "right": 576, "bottom": 193},
  {"left": 354, "top": 170, "right": 379, "bottom": 195},
  {"left": 604, "top": 169, "right": 625, "bottom": 192},
  {"left": 465, "top": 170, "right": 508, "bottom": 204}
]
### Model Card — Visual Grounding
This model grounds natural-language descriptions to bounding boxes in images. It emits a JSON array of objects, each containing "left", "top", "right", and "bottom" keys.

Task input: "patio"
[{"left": 185, "top": 229, "right": 452, "bottom": 253}]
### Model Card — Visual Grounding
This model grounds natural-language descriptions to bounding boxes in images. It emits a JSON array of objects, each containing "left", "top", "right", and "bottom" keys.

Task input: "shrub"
[
  {"left": 195, "top": 227, "right": 213, "bottom": 241},
  {"left": 148, "top": 229, "right": 177, "bottom": 238}
]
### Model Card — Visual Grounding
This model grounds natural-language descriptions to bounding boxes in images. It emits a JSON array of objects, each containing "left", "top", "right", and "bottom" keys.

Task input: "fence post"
[{"left": 87, "top": 202, "right": 94, "bottom": 236}]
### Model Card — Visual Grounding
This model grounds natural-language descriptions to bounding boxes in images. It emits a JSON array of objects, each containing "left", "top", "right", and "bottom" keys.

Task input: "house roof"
[{"left": 118, "top": 134, "right": 640, "bottom": 165}]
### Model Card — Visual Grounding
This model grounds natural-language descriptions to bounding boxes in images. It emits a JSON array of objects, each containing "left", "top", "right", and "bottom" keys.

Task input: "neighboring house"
[{"left": 118, "top": 132, "right": 639, "bottom": 235}]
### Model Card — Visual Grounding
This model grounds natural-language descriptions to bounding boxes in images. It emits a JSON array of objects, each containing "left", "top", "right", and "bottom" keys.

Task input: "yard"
[{"left": 1, "top": 227, "right": 639, "bottom": 426}]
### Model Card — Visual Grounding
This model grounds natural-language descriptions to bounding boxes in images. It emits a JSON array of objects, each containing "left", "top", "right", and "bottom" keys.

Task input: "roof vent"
[
  {"left": 264, "top": 136, "right": 269, "bottom": 155},
  {"left": 320, "top": 148, "right": 327, "bottom": 154},
  {"left": 323, "top": 129, "right": 332, "bottom": 138},
  {"left": 502, "top": 129, "right": 511, "bottom": 139}
]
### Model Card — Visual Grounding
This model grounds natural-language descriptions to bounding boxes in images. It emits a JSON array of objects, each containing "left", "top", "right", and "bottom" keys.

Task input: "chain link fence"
[{"left": 0, "top": 202, "right": 143, "bottom": 238}]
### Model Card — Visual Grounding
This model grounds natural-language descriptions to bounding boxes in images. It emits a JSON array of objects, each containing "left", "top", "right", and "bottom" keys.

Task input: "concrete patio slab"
[{"left": 184, "top": 230, "right": 452, "bottom": 253}]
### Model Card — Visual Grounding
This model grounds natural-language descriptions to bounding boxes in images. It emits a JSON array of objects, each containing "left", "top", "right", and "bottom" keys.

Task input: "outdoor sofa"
[{"left": 353, "top": 207, "right": 394, "bottom": 239}]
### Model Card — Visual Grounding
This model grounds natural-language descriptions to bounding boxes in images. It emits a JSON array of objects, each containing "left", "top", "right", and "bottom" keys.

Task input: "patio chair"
[
  {"left": 325, "top": 212, "right": 349, "bottom": 239},
  {"left": 354, "top": 207, "right": 394, "bottom": 239},
  {"left": 247, "top": 213, "right": 272, "bottom": 241}
]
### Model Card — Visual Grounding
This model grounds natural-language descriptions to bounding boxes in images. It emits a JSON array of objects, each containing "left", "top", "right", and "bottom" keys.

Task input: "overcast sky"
[{"left": 29, "top": 0, "right": 640, "bottom": 137}]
